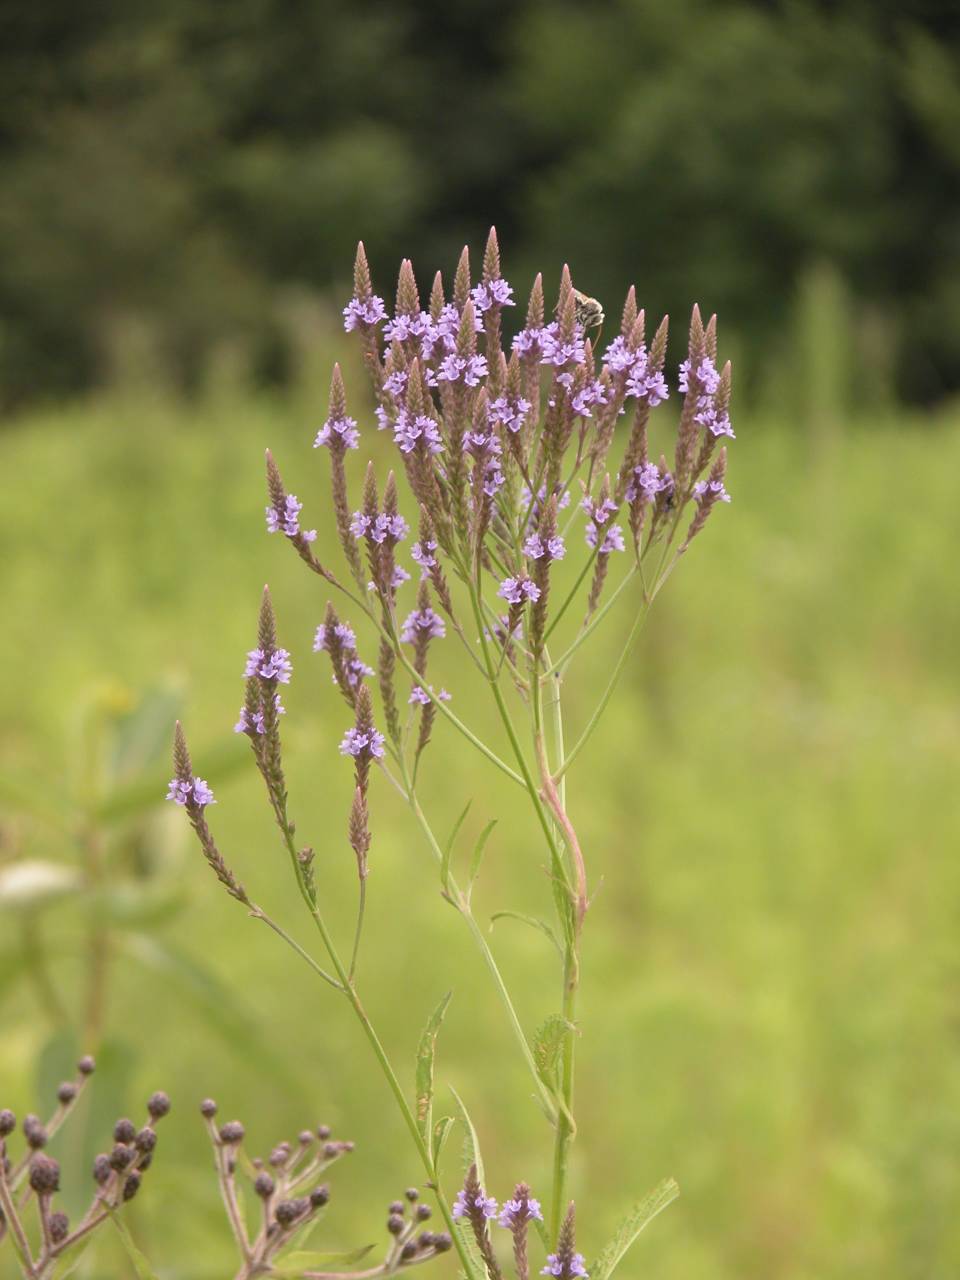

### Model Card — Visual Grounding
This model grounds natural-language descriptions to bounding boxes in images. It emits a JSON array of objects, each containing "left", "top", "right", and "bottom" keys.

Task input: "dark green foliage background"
[{"left": 1, "top": 0, "right": 958, "bottom": 407}]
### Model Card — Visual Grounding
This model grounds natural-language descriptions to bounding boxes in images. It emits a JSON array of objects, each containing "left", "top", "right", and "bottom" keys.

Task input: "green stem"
[
  {"left": 551, "top": 948, "right": 578, "bottom": 1238},
  {"left": 547, "top": 567, "right": 640, "bottom": 676}
]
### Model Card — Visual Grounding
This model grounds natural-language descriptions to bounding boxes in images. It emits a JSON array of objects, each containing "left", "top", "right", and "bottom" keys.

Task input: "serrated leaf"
[
  {"left": 533, "top": 1015, "right": 574, "bottom": 1087},
  {"left": 467, "top": 820, "right": 497, "bottom": 894},
  {"left": 107, "top": 1209, "right": 162, "bottom": 1280},
  {"left": 416, "top": 990, "right": 453, "bottom": 1143},
  {"left": 441, "top": 800, "right": 472, "bottom": 894},
  {"left": 432, "top": 1115, "right": 455, "bottom": 1171},
  {"left": 590, "top": 1177, "right": 680, "bottom": 1280},
  {"left": 489, "top": 911, "right": 563, "bottom": 957},
  {"left": 273, "top": 1245, "right": 375, "bottom": 1276}
]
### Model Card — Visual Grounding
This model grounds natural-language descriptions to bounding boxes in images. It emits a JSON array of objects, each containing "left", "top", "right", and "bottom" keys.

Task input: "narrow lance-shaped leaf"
[
  {"left": 441, "top": 800, "right": 472, "bottom": 896},
  {"left": 107, "top": 1210, "right": 163, "bottom": 1280},
  {"left": 416, "top": 990, "right": 453, "bottom": 1143},
  {"left": 467, "top": 819, "right": 497, "bottom": 897},
  {"left": 533, "top": 1015, "right": 575, "bottom": 1089},
  {"left": 489, "top": 910, "right": 563, "bottom": 958},
  {"left": 272, "top": 1245, "right": 376, "bottom": 1277},
  {"left": 432, "top": 1115, "right": 456, "bottom": 1171},
  {"left": 590, "top": 1177, "right": 680, "bottom": 1280}
]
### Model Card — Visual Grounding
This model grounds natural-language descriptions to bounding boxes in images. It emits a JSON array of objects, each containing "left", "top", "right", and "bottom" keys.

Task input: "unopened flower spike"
[{"left": 542, "top": 1202, "right": 588, "bottom": 1279}]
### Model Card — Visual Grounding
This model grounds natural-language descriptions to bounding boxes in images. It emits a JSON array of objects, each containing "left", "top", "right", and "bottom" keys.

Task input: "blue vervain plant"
[{"left": 169, "top": 231, "right": 735, "bottom": 1280}]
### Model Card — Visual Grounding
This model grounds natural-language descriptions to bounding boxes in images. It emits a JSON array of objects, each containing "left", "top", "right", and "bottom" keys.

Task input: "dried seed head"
[
  {"left": 29, "top": 1154, "right": 60, "bottom": 1195},
  {"left": 275, "top": 1198, "right": 308, "bottom": 1227},
  {"left": 316, "top": 1124, "right": 331, "bottom": 1140},
  {"left": 109, "top": 1144, "right": 136, "bottom": 1172},
  {"left": 122, "top": 1171, "right": 142, "bottom": 1201},
  {"left": 147, "top": 1092, "right": 170, "bottom": 1121},
  {"left": 113, "top": 1118, "right": 136, "bottom": 1144},
  {"left": 405, "top": 1187, "right": 419, "bottom": 1202},
  {"left": 135, "top": 1127, "right": 157, "bottom": 1154},
  {"left": 0, "top": 1110, "right": 15, "bottom": 1137},
  {"left": 434, "top": 1233, "right": 453, "bottom": 1253},
  {"left": 219, "top": 1121, "right": 245, "bottom": 1145},
  {"left": 387, "top": 1213, "right": 405, "bottom": 1235},
  {"left": 57, "top": 1082, "right": 78, "bottom": 1106},
  {"left": 401, "top": 1241, "right": 418, "bottom": 1261},
  {"left": 416, "top": 1203, "right": 432, "bottom": 1221},
  {"left": 49, "top": 1211, "right": 69, "bottom": 1244},
  {"left": 310, "top": 1184, "right": 330, "bottom": 1208},
  {"left": 92, "top": 1154, "right": 112, "bottom": 1185},
  {"left": 200, "top": 1099, "right": 218, "bottom": 1119},
  {"left": 77, "top": 1055, "right": 96, "bottom": 1076},
  {"left": 23, "top": 1115, "right": 47, "bottom": 1149},
  {"left": 254, "top": 1172, "right": 275, "bottom": 1199},
  {"left": 298, "top": 1129, "right": 313, "bottom": 1145}
]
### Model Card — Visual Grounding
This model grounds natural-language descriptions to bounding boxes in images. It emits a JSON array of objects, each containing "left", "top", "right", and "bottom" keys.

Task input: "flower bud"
[
  {"left": 29, "top": 1154, "right": 60, "bottom": 1195},
  {"left": 147, "top": 1092, "right": 171, "bottom": 1120}
]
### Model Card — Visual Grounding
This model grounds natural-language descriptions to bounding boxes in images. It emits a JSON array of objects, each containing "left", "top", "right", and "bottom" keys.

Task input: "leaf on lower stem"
[
  {"left": 449, "top": 1086, "right": 485, "bottom": 1188},
  {"left": 466, "top": 820, "right": 497, "bottom": 899},
  {"left": 441, "top": 800, "right": 472, "bottom": 895},
  {"left": 273, "top": 1245, "right": 376, "bottom": 1276},
  {"left": 415, "top": 990, "right": 453, "bottom": 1143},
  {"left": 532, "top": 1015, "right": 576, "bottom": 1090},
  {"left": 589, "top": 1177, "right": 680, "bottom": 1280},
  {"left": 432, "top": 1114, "right": 455, "bottom": 1171},
  {"left": 107, "top": 1209, "right": 162, "bottom": 1280},
  {"left": 489, "top": 911, "right": 563, "bottom": 958}
]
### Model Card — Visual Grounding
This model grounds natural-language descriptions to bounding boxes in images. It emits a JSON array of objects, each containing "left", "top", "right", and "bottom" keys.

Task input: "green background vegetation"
[{"left": 2, "top": 1, "right": 960, "bottom": 1277}]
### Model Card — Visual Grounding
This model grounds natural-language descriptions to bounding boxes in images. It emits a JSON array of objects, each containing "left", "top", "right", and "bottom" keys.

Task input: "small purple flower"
[
  {"left": 540, "top": 322, "right": 585, "bottom": 369},
  {"left": 582, "top": 496, "right": 617, "bottom": 526},
  {"left": 339, "top": 726, "right": 385, "bottom": 759},
  {"left": 694, "top": 403, "right": 736, "bottom": 438},
  {"left": 524, "top": 533, "right": 566, "bottom": 561},
  {"left": 678, "top": 356, "right": 720, "bottom": 396},
  {"left": 472, "top": 279, "right": 515, "bottom": 312},
  {"left": 498, "top": 1197, "right": 543, "bottom": 1229},
  {"left": 625, "top": 354, "right": 670, "bottom": 406},
  {"left": 693, "top": 479, "right": 731, "bottom": 504},
  {"left": 394, "top": 410, "right": 444, "bottom": 455},
  {"left": 409, "top": 685, "right": 451, "bottom": 705},
  {"left": 245, "top": 648, "right": 292, "bottom": 684},
  {"left": 400, "top": 607, "right": 446, "bottom": 644},
  {"left": 314, "top": 621, "right": 358, "bottom": 652},
  {"left": 571, "top": 378, "right": 609, "bottom": 418},
  {"left": 266, "top": 494, "right": 317, "bottom": 542},
  {"left": 488, "top": 394, "right": 532, "bottom": 434},
  {"left": 166, "top": 777, "right": 215, "bottom": 808},
  {"left": 411, "top": 539, "right": 438, "bottom": 575},
  {"left": 586, "top": 522, "right": 625, "bottom": 553},
  {"left": 383, "top": 311, "right": 432, "bottom": 344},
  {"left": 602, "top": 335, "right": 644, "bottom": 374},
  {"left": 452, "top": 1190, "right": 498, "bottom": 1219},
  {"left": 314, "top": 414, "right": 360, "bottom": 451},
  {"left": 234, "top": 693, "right": 285, "bottom": 735},
  {"left": 350, "top": 511, "right": 371, "bottom": 539},
  {"left": 542, "top": 1254, "right": 588, "bottom": 1279},
  {"left": 498, "top": 576, "right": 540, "bottom": 605},
  {"left": 512, "top": 326, "right": 544, "bottom": 358},
  {"left": 343, "top": 296, "right": 386, "bottom": 332},
  {"left": 371, "top": 513, "right": 409, "bottom": 545},
  {"left": 383, "top": 369, "right": 409, "bottom": 398},
  {"left": 625, "top": 462, "right": 668, "bottom": 504}
]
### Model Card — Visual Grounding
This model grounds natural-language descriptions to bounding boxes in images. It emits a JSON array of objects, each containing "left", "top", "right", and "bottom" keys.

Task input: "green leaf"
[
  {"left": 107, "top": 686, "right": 183, "bottom": 787},
  {"left": 590, "top": 1178, "right": 680, "bottom": 1280},
  {"left": 467, "top": 820, "right": 497, "bottom": 894},
  {"left": 108, "top": 1209, "right": 162, "bottom": 1280},
  {"left": 273, "top": 1245, "right": 375, "bottom": 1276},
  {"left": 441, "top": 800, "right": 472, "bottom": 894},
  {"left": 532, "top": 1015, "right": 575, "bottom": 1088},
  {"left": 489, "top": 911, "right": 563, "bottom": 957},
  {"left": 432, "top": 1114, "right": 455, "bottom": 1171},
  {"left": 416, "top": 990, "right": 453, "bottom": 1143}
]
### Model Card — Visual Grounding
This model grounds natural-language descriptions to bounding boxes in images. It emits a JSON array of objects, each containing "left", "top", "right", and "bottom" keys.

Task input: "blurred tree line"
[{"left": 1, "top": 0, "right": 958, "bottom": 410}]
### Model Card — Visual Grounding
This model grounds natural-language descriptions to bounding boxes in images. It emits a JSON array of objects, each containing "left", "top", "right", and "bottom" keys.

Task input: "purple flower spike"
[
  {"left": 498, "top": 576, "right": 540, "bottom": 605},
  {"left": 343, "top": 295, "right": 386, "bottom": 331},
  {"left": 542, "top": 1254, "right": 588, "bottom": 1279},
  {"left": 339, "top": 726, "right": 385, "bottom": 760},
  {"left": 314, "top": 413, "right": 360, "bottom": 451},
  {"left": 245, "top": 647, "right": 292, "bottom": 684},
  {"left": 498, "top": 1196, "right": 543, "bottom": 1229},
  {"left": 524, "top": 532, "right": 566, "bottom": 561},
  {"left": 266, "top": 493, "right": 317, "bottom": 542},
  {"left": 234, "top": 693, "right": 285, "bottom": 736},
  {"left": 472, "top": 279, "right": 515, "bottom": 312},
  {"left": 411, "top": 539, "right": 438, "bottom": 575},
  {"left": 394, "top": 410, "right": 444, "bottom": 455},
  {"left": 693, "top": 479, "right": 731, "bottom": 504},
  {"left": 400, "top": 607, "right": 446, "bottom": 644},
  {"left": 586, "top": 523, "right": 625, "bottom": 553},
  {"left": 166, "top": 777, "right": 215, "bottom": 808}
]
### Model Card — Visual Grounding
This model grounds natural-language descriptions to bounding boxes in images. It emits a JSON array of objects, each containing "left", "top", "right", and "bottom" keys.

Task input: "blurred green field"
[{"left": 2, "top": 380, "right": 960, "bottom": 1280}]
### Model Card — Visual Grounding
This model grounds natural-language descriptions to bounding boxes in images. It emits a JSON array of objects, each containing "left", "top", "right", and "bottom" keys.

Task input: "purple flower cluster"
[
  {"left": 603, "top": 336, "right": 669, "bottom": 407},
  {"left": 693, "top": 478, "right": 731, "bottom": 504},
  {"left": 266, "top": 494, "right": 317, "bottom": 541},
  {"left": 234, "top": 693, "right": 285, "bottom": 736},
  {"left": 488, "top": 394, "right": 531, "bottom": 435},
  {"left": 314, "top": 413, "right": 360, "bottom": 452},
  {"left": 497, "top": 1196, "right": 543, "bottom": 1229},
  {"left": 625, "top": 462, "right": 671, "bottom": 505},
  {"left": 452, "top": 1191, "right": 498, "bottom": 1220},
  {"left": 313, "top": 621, "right": 374, "bottom": 688},
  {"left": 679, "top": 356, "right": 734, "bottom": 438},
  {"left": 350, "top": 512, "right": 410, "bottom": 544},
  {"left": 524, "top": 532, "right": 566, "bottom": 561},
  {"left": 393, "top": 410, "right": 443, "bottom": 455},
  {"left": 411, "top": 538, "right": 438, "bottom": 576},
  {"left": 540, "top": 322, "right": 586, "bottom": 370},
  {"left": 400, "top": 607, "right": 446, "bottom": 644},
  {"left": 339, "top": 726, "right": 385, "bottom": 760},
  {"left": 408, "top": 685, "right": 451, "bottom": 705},
  {"left": 343, "top": 295, "right": 387, "bottom": 331},
  {"left": 166, "top": 776, "right": 215, "bottom": 808},
  {"left": 435, "top": 353, "right": 488, "bottom": 387},
  {"left": 498, "top": 576, "right": 540, "bottom": 605},
  {"left": 542, "top": 1254, "right": 589, "bottom": 1279},
  {"left": 245, "top": 647, "right": 293, "bottom": 684},
  {"left": 472, "top": 279, "right": 515, "bottom": 312},
  {"left": 582, "top": 496, "right": 624, "bottom": 553}
]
